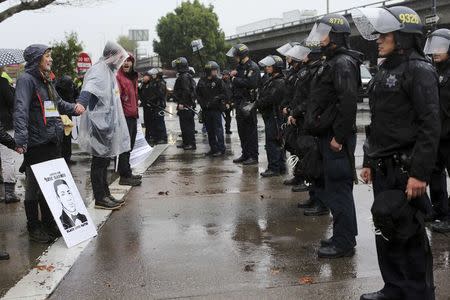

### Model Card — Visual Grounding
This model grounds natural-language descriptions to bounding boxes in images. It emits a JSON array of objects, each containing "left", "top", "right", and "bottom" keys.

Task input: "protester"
[
  {"left": 77, "top": 41, "right": 130, "bottom": 210},
  {"left": 196, "top": 61, "right": 227, "bottom": 157},
  {"left": 14, "top": 44, "right": 84, "bottom": 243},
  {"left": 55, "top": 75, "right": 77, "bottom": 165},
  {"left": 354, "top": 6, "right": 438, "bottom": 300},
  {"left": 256, "top": 55, "right": 286, "bottom": 177},
  {"left": 116, "top": 54, "right": 142, "bottom": 186},
  {"left": 173, "top": 57, "right": 197, "bottom": 150},
  {"left": 0, "top": 74, "right": 20, "bottom": 203},
  {"left": 139, "top": 68, "right": 168, "bottom": 145}
]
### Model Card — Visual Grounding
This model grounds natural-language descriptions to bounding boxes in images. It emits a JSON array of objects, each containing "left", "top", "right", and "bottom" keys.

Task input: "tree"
[
  {"left": 153, "top": 0, "right": 228, "bottom": 70},
  {"left": 0, "top": 0, "right": 106, "bottom": 24},
  {"left": 50, "top": 31, "right": 83, "bottom": 79},
  {"left": 117, "top": 35, "right": 138, "bottom": 53}
]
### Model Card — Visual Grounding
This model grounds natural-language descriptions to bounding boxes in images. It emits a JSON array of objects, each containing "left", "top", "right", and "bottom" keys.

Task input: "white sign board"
[
  {"left": 425, "top": 15, "right": 440, "bottom": 25},
  {"left": 130, "top": 122, "right": 153, "bottom": 168},
  {"left": 31, "top": 158, "right": 97, "bottom": 248},
  {"left": 129, "top": 29, "right": 149, "bottom": 41}
]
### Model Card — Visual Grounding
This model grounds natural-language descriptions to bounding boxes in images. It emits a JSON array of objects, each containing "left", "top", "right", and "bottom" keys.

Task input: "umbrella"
[{"left": 0, "top": 48, "right": 25, "bottom": 67}]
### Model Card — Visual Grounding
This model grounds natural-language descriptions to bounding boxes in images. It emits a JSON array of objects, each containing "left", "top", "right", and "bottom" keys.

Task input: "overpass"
[{"left": 225, "top": 0, "right": 450, "bottom": 64}]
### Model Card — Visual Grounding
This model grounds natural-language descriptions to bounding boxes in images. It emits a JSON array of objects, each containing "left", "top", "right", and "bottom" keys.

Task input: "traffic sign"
[
  {"left": 76, "top": 52, "right": 92, "bottom": 75},
  {"left": 425, "top": 15, "right": 440, "bottom": 25}
]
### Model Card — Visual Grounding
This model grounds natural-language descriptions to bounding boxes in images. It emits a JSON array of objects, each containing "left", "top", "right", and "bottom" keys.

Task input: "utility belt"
[{"left": 369, "top": 153, "right": 411, "bottom": 176}]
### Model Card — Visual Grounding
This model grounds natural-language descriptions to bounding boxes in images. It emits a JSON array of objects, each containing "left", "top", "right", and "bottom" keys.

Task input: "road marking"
[{"left": 2, "top": 144, "right": 168, "bottom": 300}]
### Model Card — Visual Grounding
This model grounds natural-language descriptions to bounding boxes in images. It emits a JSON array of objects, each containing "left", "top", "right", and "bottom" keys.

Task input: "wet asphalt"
[{"left": 45, "top": 103, "right": 450, "bottom": 300}]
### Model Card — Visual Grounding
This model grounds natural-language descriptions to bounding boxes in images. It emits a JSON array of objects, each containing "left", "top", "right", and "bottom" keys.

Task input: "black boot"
[
  {"left": 242, "top": 157, "right": 258, "bottom": 165},
  {"left": 119, "top": 177, "right": 142, "bottom": 186},
  {"left": 292, "top": 182, "right": 309, "bottom": 193},
  {"left": 318, "top": 245, "right": 355, "bottom": 259},
  {"left": 108, "top": 194, "right": 125, "bottom": 206},
  {"left": 27, "top": 222, "right": 54, "bottom": 244},
  {"left": 260, "top": 170, "right": 280, "bottom": 177},
  {"left": 283, "top": 177, "right": 299, "bottom": 186},
  {"left": 43, "top": 221, "right": 62, "bottom": 240},
  {"left": 4, "top": 183, "right": 20, "bottom": 204},
  {"left": 95, "top": 197, "right": 122, "bottom": 210},
  {"left": 0, "top": 250, "right": 9, "bottom": 260},
  {"left": 360, "top": 291, "right": 394, "bottom": 300},
  {"left": 304, "top": 204, "right": 329, "bottom": 216},
  {"left": 233, "top": 156, "right": 247, "bottom": 163},
  {"left": 298, "top": 198, "right": 315, "bottom": 208},
  {"left": 431, "top": 220, "right": 450, "bottom": 233},
  {"left": 131, "top": 174, "right": 142, "bottom": 180}
]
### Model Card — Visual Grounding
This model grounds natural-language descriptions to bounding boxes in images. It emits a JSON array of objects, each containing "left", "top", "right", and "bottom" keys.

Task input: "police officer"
[
  {"left": 423, "top": 28, "right": 450, "bottom": 233},
  {"left": 226, "top": 44, "right": 260, "bottom": 165},
  {"left": 305, "top": 14, "right": 362, "bottom": 258},
  {"left": 284, "top": 44, "right": 330, "bottom": 216},
  {"left": 256, "top": 55, "right": 286, "bottom": 177},
  {"left": 196, "top": 61, "right": 227, "bottom": 157},
  {"left": 222, "top": 70, "right": 233, "bottom": 135},
  {"left": 172, "top": 57, "right": 196, "bottom": 150},
  {"left": 139, "top": 68, "right": 168, "bottom": 145},
  {"left": 353, "top": 6, "right": 439, "bottom": 299}
]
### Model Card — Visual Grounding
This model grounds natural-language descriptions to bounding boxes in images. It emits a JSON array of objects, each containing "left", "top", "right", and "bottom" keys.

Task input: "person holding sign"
[{"left": 14, "top": 44, "right": 85, "bottom": 244}]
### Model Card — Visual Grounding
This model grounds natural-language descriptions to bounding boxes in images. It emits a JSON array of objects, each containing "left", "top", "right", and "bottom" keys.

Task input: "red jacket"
[{"left": 116, "top": 56, "right": 139, "bottom": 119}]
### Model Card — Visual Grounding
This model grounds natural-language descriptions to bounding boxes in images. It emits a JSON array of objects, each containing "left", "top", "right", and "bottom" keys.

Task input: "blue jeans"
[
  {"left": 204, "top": 110, "right": 225, "bottom": 153},
  {"left": 319, "top": 132, "right": 357, "bottom": 250}
]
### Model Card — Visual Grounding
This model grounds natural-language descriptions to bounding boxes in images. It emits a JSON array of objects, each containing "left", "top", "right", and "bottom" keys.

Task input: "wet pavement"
[{"left": 45, "top": 103, "right": 450, "bottom": 299}]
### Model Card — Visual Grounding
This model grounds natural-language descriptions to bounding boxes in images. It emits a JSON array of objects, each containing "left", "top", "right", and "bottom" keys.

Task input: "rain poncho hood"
[{"left": 78, "top": 41, "right": 130, "bottom": 157}]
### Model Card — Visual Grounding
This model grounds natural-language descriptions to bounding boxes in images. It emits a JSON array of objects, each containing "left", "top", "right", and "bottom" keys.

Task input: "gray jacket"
[{"left": 14, "top": 44, "right": 75, "bottom": 148}]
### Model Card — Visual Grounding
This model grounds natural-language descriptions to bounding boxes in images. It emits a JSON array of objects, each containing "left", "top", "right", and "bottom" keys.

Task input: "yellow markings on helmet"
[
  {"left": 239, "top": 45, "right": 248, "bottom": 51},
  {"left": 328, "top": 18, "right": 345, "bottom": 25},
  {"left": 399, "top": 13, "right": 420, "bottom": 24}
]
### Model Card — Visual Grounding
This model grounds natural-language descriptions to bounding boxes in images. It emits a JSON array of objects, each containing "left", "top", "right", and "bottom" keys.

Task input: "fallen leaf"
[
  {"left": 299, "top": 276, "right": 314, "bottom": 284},
  {"left": 260, "top": 195, "right": 264, "bottom": 199},
  {"left": 244, "top": 264, "right": 255, "bottom": 272},
  {"left": 165, "top": 191, "right": 169, "bottom": 195}
]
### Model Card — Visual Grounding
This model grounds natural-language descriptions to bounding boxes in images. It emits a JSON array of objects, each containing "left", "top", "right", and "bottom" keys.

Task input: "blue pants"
[
  {"left": 319, "top": 133, "right": 357, "bottom": 250},
  {"left": 262, "top": 115, "right": 285, "bottom": 172},
  {"left": 178, "top": 109, "right": 196, "bottom": 146},
  {"left": 144, "top": 108, "right": 167, "bottom": 142},
  {"left": 204, "top": 110, "right": 225, "bottom": 153},
  {"left": 236, "top": 109, "right": 258, "bottom": 159}
]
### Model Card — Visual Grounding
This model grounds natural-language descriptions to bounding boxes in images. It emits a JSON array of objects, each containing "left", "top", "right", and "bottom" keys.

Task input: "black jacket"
[
  {"left": 308, "top": 47, "right": 362, "bottom": 143},
  {"left": 55, "top": 75, "right": 76, "bottom": 104},
  {"left": 139, "top": 79, "right": 167, "bottom": 110},
  {"left": 0, "top": 121, "right": 15, "bottom": 149},
  {"left": 174, "top": 72, "right": 196, "bottom": 107},
  {"left": 0, "top": 77, "right": 15, "bottom": 130},
  {"left": 256, "top": 73, "right": 285, "bottom": 118},
  {"left": 196, "top": 76, "right": 226, "bottom": 111},
  {"left": 60, "top": 210, "right": 88, "bottom": 230},
  {"left": 436, "top": 60, "right": 450, "bottom": 140},
  {"left": 291, "top": 60, "right": 322, "bottom": 120},
  {"left": 364, "top": 51, "right": 440, "bottom": 182},
  {"left": 281, "top": 66, "right": 300, "bottom": 111},
  {"left": 232, "top": 59, "right": 260, "bottom": 107}
]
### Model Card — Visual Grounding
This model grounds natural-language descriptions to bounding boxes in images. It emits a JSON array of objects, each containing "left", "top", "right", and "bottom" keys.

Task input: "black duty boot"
[
  {"left": 283, "top": 177, "right": 299, "bottom": 186},
  {"left": 131, "top": 174, "right": 142, "bottom": 180},
  {"left": 260, "top": 170, "right": 280, "bottom": 177},
  {"left": 233, "top": 156, "right": 247, "bottom": 163},
  {"left": 360, "top": 291, "right": 394, "bottom": 300},
  {"left": 108, "top": 194, "right": 125, "bottom": 206},
  {"left": 119, "top": 177, "right": 142, "bottom": 187},
  {"left": 95, "top": 197, "right": 122, "bottom": 210},
  {"left": 0, "top": 251, "right": 9, "bottom": 260},
  {"left": 183, "top": 144, "right": 196, "bottom": 150},
  {"left": 304, "top": 204, "right": 329, "bottom": 216},
  {"left": 298, "top": 198, "right": 314, "bottom": 208},
  {"left": 242, "top": 157, "right": 258, "bottom": 165},
  {"left": 4, "top": 183, "right": 20, "bottom": 204},
  {"left": 318, "top": 245, "right": 355, "bottom": 259},
  {"left": 292, "top": 182, "right": 309, "bottom": 193},
  {"left": 320, "top": 237, "right": 333, "bottom": 247},
  {"left": 27, "top": 222, "right": 54, "bottom": 244}
]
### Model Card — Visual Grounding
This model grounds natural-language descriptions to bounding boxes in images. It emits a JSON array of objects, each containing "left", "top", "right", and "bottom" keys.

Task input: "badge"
[
  {"left": 385, "top": 74, "right": 397, "bottom": 88},
  {"left": 44, "top": 100, "right": 60, "bottom": 118},
  {"left": 211, "top": 82, "right": 216, "bottom": 88},
  {"left": 247, "top": 70, "right": 253, "bottom": 77},
  {"left": 299, "top": 69, "right": 308, "bottom": 78},
  {"left": 439, "top": 75, "right": 445, "bottom": 84},
  {"left": 317, "top": 66, "right": 324, "bottom": 76}
]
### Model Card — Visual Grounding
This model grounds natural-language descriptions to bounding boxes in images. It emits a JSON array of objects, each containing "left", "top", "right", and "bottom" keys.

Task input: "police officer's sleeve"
[
  {"left": 13, "top": 76, "right": 34, "bottom": 147},
  {"left": 174, "top": 74, "right": 192, "bottom": 105},
  {"left": 409, "top": 63, "right": 441, "bottom": 182},
  {"left": 332, "top": 58, "right": 358, "bottom": 144},
  {"left": 232, "top": 64, "right": 259, "bottom": 89},
  {"left": 257, "top": 80, "right": 285, "bottom": 110}
]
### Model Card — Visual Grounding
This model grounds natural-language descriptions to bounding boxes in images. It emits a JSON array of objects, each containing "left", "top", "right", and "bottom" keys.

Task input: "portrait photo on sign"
[{"left": 31, "top": 158, "right": 97, "bottom": 248}]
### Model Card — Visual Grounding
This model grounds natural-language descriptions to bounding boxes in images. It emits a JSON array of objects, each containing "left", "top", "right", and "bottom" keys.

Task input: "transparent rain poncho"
[
  {"left": 351, "top": 7, "right": 404, "bottom": 41},
  {"left": 424, "top": 35, "right": 450, "bottom": 55},
  {"left": 78, "top": 41, "right": 131, "bottom": 158},
  {"left": 284, "top": 45, "right": 312, "bottom": 62}
]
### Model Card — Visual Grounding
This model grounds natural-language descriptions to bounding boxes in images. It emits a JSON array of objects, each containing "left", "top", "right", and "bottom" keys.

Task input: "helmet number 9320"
[
  {"left": 328, "top": 18, "right": 344, "bottom": 25},
  {"left": 399, "top": 13, "right": 419, "bottom": 24}
]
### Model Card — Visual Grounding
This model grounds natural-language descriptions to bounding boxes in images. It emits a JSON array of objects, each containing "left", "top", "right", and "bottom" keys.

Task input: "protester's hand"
[
  {"left": 74, "top": 103, "right": 85, "bottom": 115},
  {"left": 282, "top": 107, "right": 289, "bottom": 116},
  {"left": 405, "top": 177, "right": 427, "bottom": 201},
  {"left": 15, "top": 146, "right": 26, "bottom": 154},
  {"left": 178, "top": 104, "right": 184, "bottom": 110},
  {"left": 230, "top": 70, "right": 238, "bottom": 77},
  {"left": 360, "top": 168, "right": 372, "bottom": 184},
  {"left": 330, "top": 137, "right": 343, "bottom": 152},
  {"left": 287, "top": 116, "right": 296, "bottom": 125}
]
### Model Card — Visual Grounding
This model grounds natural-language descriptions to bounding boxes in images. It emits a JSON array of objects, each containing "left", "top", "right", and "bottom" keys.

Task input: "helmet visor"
[
  {"left": 351, "top": 7, "right": 403, "bottom": 41},
  {"left": 171, "top": 59, "right": 177, "bottom": 68},
  {"left": 424, "top": 35, "right": 450, "bottom": 54},
  {"left": 259, "top": 56, "right": 276, "bottom": 67},
  {"left": 277, "top": 43, "right": 293, "bottom": 56},
  {"left": 285, "top": 45, "right": 312, "bottom": 62},
  {"left": 306, "top": 23, "right": 332, "bottom": 44},
  {"left": 226, "top": 47, "right": 237, "bottom": 58}
]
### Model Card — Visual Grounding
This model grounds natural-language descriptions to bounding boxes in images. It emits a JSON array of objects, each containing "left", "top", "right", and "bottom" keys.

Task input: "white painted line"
[{"left": 2, "top": 144, "right": 169, "bottom": 300}]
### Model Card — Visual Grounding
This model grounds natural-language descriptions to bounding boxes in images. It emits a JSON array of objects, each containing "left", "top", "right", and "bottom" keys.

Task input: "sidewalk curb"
[{"left": 1, "top": 144, "right": 168, "bottom": 300}]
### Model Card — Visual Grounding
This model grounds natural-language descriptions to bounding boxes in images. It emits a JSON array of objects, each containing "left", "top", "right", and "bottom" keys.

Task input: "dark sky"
[{"left": 0, "top": 0, "right": 401, "bottom": 59}]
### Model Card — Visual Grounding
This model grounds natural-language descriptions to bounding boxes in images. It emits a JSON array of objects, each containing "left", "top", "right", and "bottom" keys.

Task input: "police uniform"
[
  {"left": 196, "top": 73, "right": 227, "bottom": 155},
  {"left": 232, "top": 59, "right": 260, "bottom": 161}
]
